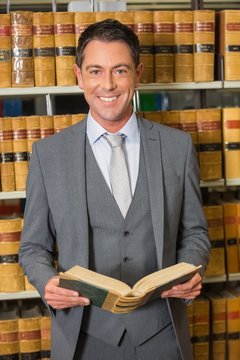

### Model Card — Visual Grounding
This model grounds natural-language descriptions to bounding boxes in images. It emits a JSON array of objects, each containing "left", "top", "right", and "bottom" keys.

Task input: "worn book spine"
[
  {"left": 11, "top": 11, "right": 34, "bottom": 87},
  {"left": 203, "top": 205, "right": 226, "bottom": 277},
  {"left": 26, "top": 115, "right": 40, "bottom": 159},
  {"left": 53, "top": 114, "right": 71, "bottom": 133},
  {"left": 193, "top": 10, "right": 215, "bottom": 82},
  {"left": 220, "top": 10, "right": 240, "bottom": 80},
  {"left": 174, "top": 11, "right": 194, "bottom": 82},
  {"left": 0, "top": 307, "right": 19, "bottom": 359},
  {"left": 180, "top": 109, "right": 198, "bottom": 147},
  {"left": 221, "top": 290, "right": 240, "bottom": 359},
  {"left": 0, "top": 215, "right": 24, "bottom": 292},
  {"left": 153, "top": 11, "right": 174, "bottom": 83},
  {"left": 143, "top": 111, "right": 163, "bottom": 124},
  {"left": 95, "top": 11, "right": 115, "bottom": 23},
  {"left": 222, "top": 107, "right": 240, "bottom": 180},
  {"left": 162, "top": 110, "right": 181, "bottom": 129},
  {"left": 41, "top": 310, "right": 51, "bottom": 360},
  {"left": 192, "top": 296, "right": 210, "bottom": 360},
  {"left": 0, "top": 14, "right": 11, "bottom": 87},
  {"left": 196, "top": 108, "right": 222, "bottom": 181},
  {"left": 40, "top": 115, "right": 54, "bottom": 139},
  {"left": 33, "top": 12, "right": 56, "bottom": 87},
  {"left": 71, "top": 113, "right": 86, "bottom": 125},
  {"left": 12, "top": 116, "right": 28, "bottom": 191},
  {"left": 223, "top": 202, "right": 239, "bottom": 273},
  {"left": 187, "top": 302, "right": 194, "bottom": 351},
  {"left": 0, "top": 117, "right": 15, "bottom": 191},
  {"left": 134, "top": 11, "right": 154, "bottom": 84},
  {"left": 54, "top": 12, "right": 76, "bottom": 86},
  {"left": 114, "top": 11, "right": 135, "bottom": 30},
  {"left": 74, "top": 12, "right": 96, "bottom": 48},
  {"left": 207, "top": 293, "right": 227, "bottom": 360},
  {"left": 19, "top": 306, "right": 41, "bottom": 360}
]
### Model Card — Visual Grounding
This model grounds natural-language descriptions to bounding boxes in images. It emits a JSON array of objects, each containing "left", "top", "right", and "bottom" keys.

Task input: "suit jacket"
[{"left": 19, "top": 117, "right": 210, "bottom": 360}]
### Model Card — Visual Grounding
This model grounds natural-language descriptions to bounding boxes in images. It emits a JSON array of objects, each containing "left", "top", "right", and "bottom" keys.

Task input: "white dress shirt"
[{"left": 86, "top": 111, "right": 140, "bottom": 196}]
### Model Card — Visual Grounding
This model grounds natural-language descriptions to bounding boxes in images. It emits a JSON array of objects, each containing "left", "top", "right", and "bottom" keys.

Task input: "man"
[{"left": 19, "top": 19, "right": 210, "bottom": 360}]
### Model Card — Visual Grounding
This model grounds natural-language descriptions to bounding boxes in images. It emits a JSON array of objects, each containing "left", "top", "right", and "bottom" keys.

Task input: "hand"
[
  {"left": 161, "top": 273, "right": 202, "bottom": 300},
  {"left": 44, "top": 276, "right": 90, "bottom": 309}
]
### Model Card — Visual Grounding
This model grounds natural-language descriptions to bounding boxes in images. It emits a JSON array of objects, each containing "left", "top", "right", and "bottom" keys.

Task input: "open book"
[{"left": 59, "top": 262, "right": 201, "bottom": 313}]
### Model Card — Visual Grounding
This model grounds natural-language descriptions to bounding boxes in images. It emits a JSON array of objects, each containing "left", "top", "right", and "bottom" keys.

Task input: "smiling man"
[{"left": 19, "top": 19, "right": 210, "bottom": 360}]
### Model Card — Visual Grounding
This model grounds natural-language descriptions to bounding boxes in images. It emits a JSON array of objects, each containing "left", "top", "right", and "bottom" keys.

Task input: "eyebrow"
[{"left": 85, "top": 64, "right": 131, "bottom": 71}]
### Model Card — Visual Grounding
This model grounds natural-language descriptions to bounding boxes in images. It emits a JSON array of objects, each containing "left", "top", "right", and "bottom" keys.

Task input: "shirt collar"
[{"left": 86, "top": 111, "right": 139, "bottom": 146}]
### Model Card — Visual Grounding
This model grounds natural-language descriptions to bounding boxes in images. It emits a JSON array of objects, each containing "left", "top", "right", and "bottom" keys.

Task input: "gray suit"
[{"left": 19, "top": 117, "right": 210, "bottom": 360}]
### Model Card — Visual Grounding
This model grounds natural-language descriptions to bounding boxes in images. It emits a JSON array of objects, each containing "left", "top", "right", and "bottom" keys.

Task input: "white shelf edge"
[
  {"left": 0, "top": 290, "right": 40, "bottom": 301},
  {"left": 200, "top": 179, "right": 225, "bottom": 188},
  {"left": 138, "top": 81, "right": 222, "bottom": 91},
  {"left": 203, "top": 274, "right": 227, "bottom": 283},
  {"left": 0, "top": 191, "right": 26, "bottom": 200},
  {"left": 0, "top": 86, "right": 82, "bottom": 97},
  {"left": 223, "top": 81, "right": 240, "bottom": 89},
  {"left": 228, "top": 273, "right": 240, "bottom": 282},
  {"left": 226, "top": 179, "right": 240, "bottom": 186}
]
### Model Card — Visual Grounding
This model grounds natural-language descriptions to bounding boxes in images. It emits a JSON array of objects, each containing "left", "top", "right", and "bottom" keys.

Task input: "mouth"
[{"left": 98, "top": 96, "right": 118, "bottom": 103}]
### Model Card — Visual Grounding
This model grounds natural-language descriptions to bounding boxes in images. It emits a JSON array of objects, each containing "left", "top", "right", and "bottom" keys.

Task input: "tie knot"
[{"left": 104, "top": 133, "right": 124, "bottom": 148}]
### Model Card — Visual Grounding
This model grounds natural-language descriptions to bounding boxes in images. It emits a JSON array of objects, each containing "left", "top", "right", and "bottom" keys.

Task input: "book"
[
  {"left": 54, "top": 12, "right": 76, "bottom": 86},
  {"left": 153, "top": 11, "right": 174, "bottom": 83},
  {"left": 33, "top": 12, "right": 56, "bottom": 87},
  {"left": 74, "top": 12, "right": 96, "bottom": 48},
  {"left": 59, "top": 262, "right": 201, "bottom": 314},
  {"left": 192, "top": 295, "right": 210, "bottom": 360},
  {"left": 26, "top": 115, "right": 41, "bottom": 159},
  {"left": 193, "top": 10, "right": 215, "bottom": 82},
  {"left": 0, "top": 116, "right": 15, "bottom": 191},
  {"left": 11, "top": 11, "right": 34, "bottom": 87},
  {"left": 0, "top": 14, "right": 11, "bottom": 88},
  {"left": 40, "top": 115, "right": 54, "bottom": 139},
  {"left": 223, "top": 202, "right": 239, "bottom": 274},
  {"left": 0, "top": 305, "right": 19, "bottom": 359},
  {"left": 134, "top": 11, "right": 154, "bottom": 84}
]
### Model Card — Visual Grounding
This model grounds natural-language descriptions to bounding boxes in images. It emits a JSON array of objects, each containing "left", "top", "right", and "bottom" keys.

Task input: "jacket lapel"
[{"left": 139, "top": 118, "right": 164, "bottom": 268}]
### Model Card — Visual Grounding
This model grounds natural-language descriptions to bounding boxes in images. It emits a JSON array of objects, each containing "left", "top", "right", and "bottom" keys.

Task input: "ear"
[
  {"left": 134, "top": 63, "right": 144, "bottom": 88},
  {"left": 74, "top": 64, "right": 84, "bottom": 89}
]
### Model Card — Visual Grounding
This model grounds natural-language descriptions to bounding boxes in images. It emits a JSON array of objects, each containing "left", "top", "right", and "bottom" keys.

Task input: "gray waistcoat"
[{"left": 81, "top": 139, "right": 171, "bottom": 346}]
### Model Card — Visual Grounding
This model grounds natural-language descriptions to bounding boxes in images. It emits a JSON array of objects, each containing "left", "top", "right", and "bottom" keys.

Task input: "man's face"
[{"left": 74, "top": 40, "right": 143, "bottom": 131}]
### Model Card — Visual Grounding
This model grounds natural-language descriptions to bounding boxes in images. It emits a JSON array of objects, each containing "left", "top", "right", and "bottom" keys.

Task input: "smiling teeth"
[{"left": 100, "top": 96, "right": 117, "bottom": 102}]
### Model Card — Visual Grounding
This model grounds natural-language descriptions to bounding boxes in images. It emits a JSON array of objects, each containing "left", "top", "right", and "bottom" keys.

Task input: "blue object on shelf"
[{"left": 3, "top": 99, "right": 23, "bottom": 117}]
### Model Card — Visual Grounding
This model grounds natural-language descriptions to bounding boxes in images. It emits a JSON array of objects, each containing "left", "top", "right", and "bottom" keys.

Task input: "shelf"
[
  {"left": 223, "top": 81, "right": 240, "bottom": 89},
  {"left": 228, "top": 273, "right": 240, "bottom": 282},
  {"left": 0, "top": 191, "right": 26, "bottom": 200},
  {"left": 200, "top": 179, "right": 225, "bottom": 188},
  {"left": 137, "top": 81, "right": 222, "bottom": 91},
  {"left": 226, "top": 179, "right": 240, "bottom": 186},
  {"left": 0, "top": 86, "right": 82, "bottom": 97},
  {"left": 203, "top": 274, "right": 227, "bottom": 283},
  {"left": 0, "top": 290, "right": 40, "bottom": 301}
]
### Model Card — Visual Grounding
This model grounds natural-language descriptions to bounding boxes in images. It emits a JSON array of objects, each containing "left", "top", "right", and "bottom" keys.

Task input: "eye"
[
  {"left": 115, "top": 68, "right": 127, "bottom": 75},
  {"left": 89, "top": 69, "right": 101, "bottom": 75}
]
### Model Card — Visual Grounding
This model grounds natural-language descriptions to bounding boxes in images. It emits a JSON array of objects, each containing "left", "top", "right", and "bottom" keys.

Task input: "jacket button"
[
  {"left": 124, "top": 231, "right": 130, "bottom": 236},
  {"left": 123, "top": 257, "right": 133, "bottom": 263}
]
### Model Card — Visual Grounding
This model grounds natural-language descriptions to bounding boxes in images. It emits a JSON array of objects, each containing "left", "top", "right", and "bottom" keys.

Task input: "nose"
[{"left": 102, "top": 72, "right": 117, "bottom": 91}]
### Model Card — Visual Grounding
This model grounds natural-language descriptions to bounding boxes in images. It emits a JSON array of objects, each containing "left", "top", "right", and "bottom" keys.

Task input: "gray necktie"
[{"left": 104, "top": 134, "right": 132, "bottom": 217}]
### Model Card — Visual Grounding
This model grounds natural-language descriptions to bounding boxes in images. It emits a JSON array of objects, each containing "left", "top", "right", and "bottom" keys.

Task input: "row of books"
[
  {"left": 0, "top": 113, "right": 85, "bottom": 192},
  {"left": 2, "top": 107, "right": 240, "bottom": 192},
  {"left": 0, "top": 301, "right": 51, "bottom": 360},
  {"left": 0, "top": 9, "right": 237, "bottom": 87},
  {"left": 188, "top": 290, "right": 240, "bottom": 360}
]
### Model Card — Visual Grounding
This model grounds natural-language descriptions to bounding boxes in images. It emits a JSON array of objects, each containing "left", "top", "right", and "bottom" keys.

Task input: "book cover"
[
  {"left": 203, "top": 205, "right": 226, "bottom": 277},
  {"left": 11, "top": 11, "right": 34, "bottom": 87},
  {"left": 40, "top": 115, "right": 54, "bottom": 139},
  {"left": 74, "top": 12, "right": 96, "bottom": 48},
  {"left": 59, "top": 262, "right": 201, "bottom": 314},
  {"left": 174, "top": 11, "right": 194, "bottom": 83},
  {"left": 153, "top": 11, "right": 174, "bottom": 83},
  {"left": 223, "top": 202, "right": 239, "bottom": 274},
  {"left": 26, "top": 115, "right": 40, "bottom": 159},
  {"left": 33, "top": 12, "right": 56, "bottom": 87},
  {"left": 222, "top": 107, "right": 240, "bottom": 181},
  {"left": 193, "top": 10, "right": 215, "bottom": 82},
  {"left": 0, "top": 117, "right": 15, "bottom": 191},
  {"left": 134, "top": 11, "right": 154, "bottom": 84},
  {"left": 53, "top": 114, "right": 72, "bottom": 133},
  {"left": 192, "top": 295, "right": 210, "bottom": 360},
  {"left": 54, "top": 12, "right": 76, "bottom": 86},
  {"left": 0, "top": 305, "right": 19, "bottom": 359},
  {"left": 196, "top": 108, "right": 222, "bottom": 181},
  {"left": 0, "top": 14, "right": 11, "bottom": 88}
]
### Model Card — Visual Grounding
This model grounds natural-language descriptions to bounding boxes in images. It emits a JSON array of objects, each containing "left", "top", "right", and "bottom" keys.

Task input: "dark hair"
[{"left": 76, "top": 18, "right": 140, "bottom": 68}]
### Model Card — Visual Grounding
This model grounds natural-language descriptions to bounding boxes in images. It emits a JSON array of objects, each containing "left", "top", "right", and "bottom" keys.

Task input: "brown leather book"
[
  {"left": 0, "top": 215, "right": 24, "bottom": 292},
  {"left": 192, "top": 296, "right": 210, "bottom": 360},
  {"left": 33, "top": 12, "right": 56, "bottom": 87},
  {"left": 0, "top": 305, "right": 19, "bottom": 359},
  {"left": 53, "top": 114, "right": 71, "bottom": 133},
  {"left": 153, "top": 11, "right": 174, "bottom": 83},
  {"left": 180, "top": 109, "right": 198, "bottom": 147},
  {"left": 114, "top": 11, "right": 135, "bottom": 30},
  {"left": 40, "top": 115, "right": 54, "bottom": 139},
  {"left": 222, "top": 107, "right": 240, "bottom": 181},
  {"left": 75, "top": 12, "right": 96, "bottom": 48},
  {"left": 26, "top": 115, "right": 41, "bottom": 158},
  {"left": 54, "top": 12, "right": 76, "bottom": 86},
  {"left": 193, "top": 10, "right": 215, "bottom": 82},
  {"left": 12, "top": 116, "right": 28, "bottom": 191},
  {"left": 203, "top": 205, "right": 226, "bottom": 277},
  {"left": 134, "top": 11, "right": 154, "bottom": 83},
  {"left": 71, "top": 113, "right": 86, "bottom": 125},
  {"left": 174, "top": 11, "right": 194, "bottom": 82},
  {"left": 0, "top": 117, "right": 15, "bottom": 191},
  {"left": 0, "top": 14, "right": 11, "bottom": 87},
  {"left": 41, "top": 307, "right": 51, "bottom": 360},
  {"left": 219, "top": 10, "right": 240, "bottom": 80},
  {"left": 196, "top": 108, "right": 222, "bottom": 181},
  {"left": 11, "top": 11, "right": 34, "bottom": 87},
  {"left": 162, "top": 110, "right": 181, "bottom": 130}
]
